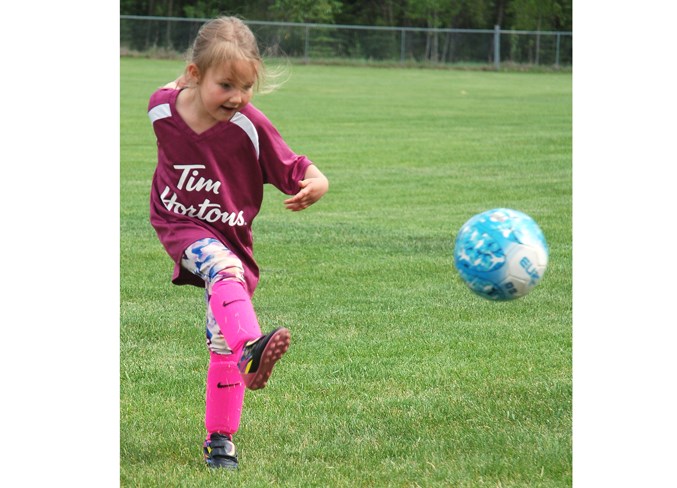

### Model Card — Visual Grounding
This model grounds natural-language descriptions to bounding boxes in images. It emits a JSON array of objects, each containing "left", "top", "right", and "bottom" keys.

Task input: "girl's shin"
[{"left": 205, "top": 352, "right": 245, "bottom": 436}]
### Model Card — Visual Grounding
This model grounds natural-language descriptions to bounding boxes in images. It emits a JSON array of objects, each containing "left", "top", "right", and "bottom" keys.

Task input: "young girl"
[{"left": 147, "top": 16, "right": 329, "bottom": 469}]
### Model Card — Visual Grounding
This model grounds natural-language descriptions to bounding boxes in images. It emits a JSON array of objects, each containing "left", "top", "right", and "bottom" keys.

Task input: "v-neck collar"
[{"left": 171, "top": 88, "right": 234, "bottom": 140}]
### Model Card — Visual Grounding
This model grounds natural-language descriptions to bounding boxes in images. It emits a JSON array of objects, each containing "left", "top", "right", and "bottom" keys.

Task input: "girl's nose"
[{"left": 228, "top": 90, "right": 242, "bottom": 104}]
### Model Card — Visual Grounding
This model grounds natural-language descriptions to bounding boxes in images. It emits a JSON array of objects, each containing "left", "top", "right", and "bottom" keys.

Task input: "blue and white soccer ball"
[{"left": 453, "top": 208, "right": 548, "bottom": 301}]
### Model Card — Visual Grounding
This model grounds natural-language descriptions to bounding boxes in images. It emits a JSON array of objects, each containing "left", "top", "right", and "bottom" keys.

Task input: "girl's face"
[{"left": 192, "top": 59, "right": 257, "bottom": 123}]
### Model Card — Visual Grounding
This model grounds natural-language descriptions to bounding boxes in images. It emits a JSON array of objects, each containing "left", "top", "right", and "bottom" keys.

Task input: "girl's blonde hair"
[{"left": 185, "top": 16, "right": 286, "bottom": 94}]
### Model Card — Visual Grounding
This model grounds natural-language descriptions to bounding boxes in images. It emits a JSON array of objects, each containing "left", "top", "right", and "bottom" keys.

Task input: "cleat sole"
[{"left": 242, "top": 328, "right": 291, "bottom": 390}]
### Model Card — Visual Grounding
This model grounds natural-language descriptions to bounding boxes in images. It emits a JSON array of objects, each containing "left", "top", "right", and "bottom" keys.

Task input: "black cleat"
[
  {"left": 203, "top": 433, "right": 238, "bottom": 469},
  {"left": 237, "top": 327, "right": 291, "bottom": 390}
]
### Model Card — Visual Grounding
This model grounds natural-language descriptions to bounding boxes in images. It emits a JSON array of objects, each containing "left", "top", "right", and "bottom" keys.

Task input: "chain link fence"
[{"left": 120, "top": 15, "right": 572, "bottom": 69}]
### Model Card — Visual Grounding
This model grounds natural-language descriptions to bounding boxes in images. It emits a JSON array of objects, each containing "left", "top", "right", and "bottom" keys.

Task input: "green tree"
[
  {"left": 120, "top": 0, "right": 572, "bottom": 31},
  {"left": 506, "top": 0, "right": 570, "bottom": 64},
  {"left": 337, "top": 0, "right": 406, "bottom": 27},
  {"left": 449, "top": 0, "right": 494, "bottom": 28},
  {"left": 269, "top": 0, "right": 342, "bottom": 23},
  {"left": 508, "top": 0, "right": 568, "bottom": 30},
  {"left": 404, "top": 0, "right": 451, "bottom": 61}
]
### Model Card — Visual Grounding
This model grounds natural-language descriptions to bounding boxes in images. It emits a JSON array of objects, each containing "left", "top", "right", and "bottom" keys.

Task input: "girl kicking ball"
[{"left": 147, "top": 16, "right": 329, "bottom": 469}]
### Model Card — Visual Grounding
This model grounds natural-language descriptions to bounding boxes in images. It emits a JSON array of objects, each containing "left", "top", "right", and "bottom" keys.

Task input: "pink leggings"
[{"left": 181, "top": 238, "right": 262, "bottom": 437}]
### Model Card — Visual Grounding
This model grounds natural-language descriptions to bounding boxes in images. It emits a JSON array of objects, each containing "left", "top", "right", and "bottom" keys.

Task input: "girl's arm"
[
  {"left": 163, "top": 74, "right": 189, "bottom": 89},
  {"left": 284, "top": 165, "right": 329, "bottom": 212}
]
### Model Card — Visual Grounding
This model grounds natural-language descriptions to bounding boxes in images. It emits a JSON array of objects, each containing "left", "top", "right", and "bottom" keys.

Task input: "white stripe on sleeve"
[
  {"left": 230, "top": 112, "right": 260, "bottom": 159},
  {"left": 148, "top": 103, "right": 172, "bottom": 123}
]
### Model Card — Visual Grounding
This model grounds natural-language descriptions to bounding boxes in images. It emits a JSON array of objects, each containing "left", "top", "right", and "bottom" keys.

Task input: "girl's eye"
[{"left": 221, "top": 83, "right": 231, "bottom": 89}]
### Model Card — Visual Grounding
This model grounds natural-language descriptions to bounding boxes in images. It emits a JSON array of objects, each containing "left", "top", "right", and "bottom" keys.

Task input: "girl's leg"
[
  {"left": 204, "top": 349, "right": 245, "bottom": 436},
  {"left": 182, "top": 237, "right": 290, "bottom": 441},
  {"left": 181, "top": 238, "right": 260, "bottom": 439},
  {"left": 182, "top": 237, "right": 262, "bottom": 357},
  {"left": 208, "top": 279, "right": 262, "bottom": 359}
]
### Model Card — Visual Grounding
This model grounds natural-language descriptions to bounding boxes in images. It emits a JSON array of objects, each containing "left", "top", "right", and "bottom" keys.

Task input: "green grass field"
[{"left": 120, "top": 57, "right": 572, "bottom": 487}]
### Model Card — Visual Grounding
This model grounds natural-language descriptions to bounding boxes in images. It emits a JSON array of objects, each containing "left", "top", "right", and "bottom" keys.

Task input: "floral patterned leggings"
[{"left": 181, "top": 237, "right": 247, "bottom": 355}]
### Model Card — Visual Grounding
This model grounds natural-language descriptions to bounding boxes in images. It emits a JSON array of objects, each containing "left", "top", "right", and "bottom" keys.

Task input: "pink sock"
[
  {"left": 209, "top": 279, "right": 262, "bottom": 358},
  {"left": 205, "top": 352, "right": 246, "bottom": 436}
]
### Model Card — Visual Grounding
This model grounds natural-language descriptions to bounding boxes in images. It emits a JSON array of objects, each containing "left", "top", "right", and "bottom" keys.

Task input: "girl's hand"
[{"left": 284, "top": 166, "right": 329, "bottom": 212}]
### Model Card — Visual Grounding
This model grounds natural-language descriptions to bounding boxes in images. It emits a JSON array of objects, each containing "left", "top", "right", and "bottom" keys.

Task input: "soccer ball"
[{"left": 453, "top": 208, "right": 548, "bottom": 301}]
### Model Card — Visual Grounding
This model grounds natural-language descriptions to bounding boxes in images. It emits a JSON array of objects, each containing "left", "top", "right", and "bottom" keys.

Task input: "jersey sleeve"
[
  {"left": 148, "top": 88, "right": 172, "bottom": 112},
  {"left": 147, "top": 88, "right": 177, "bottom": 128},
  {"left": 248, "top": 106, "right": 313, "bottom": 195}
]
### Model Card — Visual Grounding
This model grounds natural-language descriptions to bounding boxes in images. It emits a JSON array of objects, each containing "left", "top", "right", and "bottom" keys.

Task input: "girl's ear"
[{"left": 186, "top": 63, "right": 201, "bottom": 84}]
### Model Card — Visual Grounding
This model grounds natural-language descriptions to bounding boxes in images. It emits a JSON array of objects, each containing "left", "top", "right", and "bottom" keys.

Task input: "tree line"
[{"left": 121, "top": 0, "right": 572, "bottom": 32}]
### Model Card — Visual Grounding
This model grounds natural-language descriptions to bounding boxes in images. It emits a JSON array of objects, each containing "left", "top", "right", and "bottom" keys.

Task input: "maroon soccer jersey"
[{"left": 148, "top": 88, "right": 313, "bottom": 294}]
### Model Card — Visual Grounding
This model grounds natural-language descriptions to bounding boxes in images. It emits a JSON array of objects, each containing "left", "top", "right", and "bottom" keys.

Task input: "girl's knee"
[{"left": 182, "top": 238, "right": 245, "bottom": 285}]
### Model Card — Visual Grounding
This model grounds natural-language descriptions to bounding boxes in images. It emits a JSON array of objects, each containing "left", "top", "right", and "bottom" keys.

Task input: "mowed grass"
[{"left": 120, "top": 57, "right": 571, "bottom": 487}]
